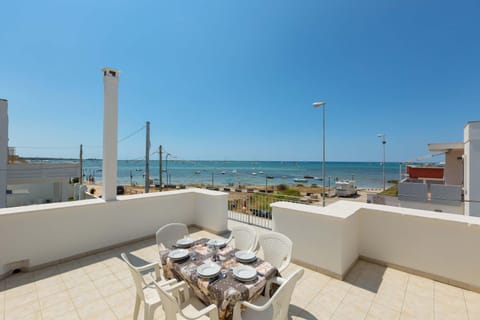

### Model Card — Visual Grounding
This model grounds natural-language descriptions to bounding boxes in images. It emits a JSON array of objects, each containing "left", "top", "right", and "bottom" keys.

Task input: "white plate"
[
  {"left": 235, "top": 250, "right": 256, "bottom": 262},
  {"left": 168, "top": 249, "right": 189, "bottom": 261},
  {"left": 233, "top": 265, "right": 257, "bottom": 282},
  {"left": 197, "top": 263, "right": 221, "bottom": 279},
  {"left": 207, "top": 239, "right": 227, "bottom": 248},
  {"left": 176, "top": 238, "right": 194, "bottom": 248}
]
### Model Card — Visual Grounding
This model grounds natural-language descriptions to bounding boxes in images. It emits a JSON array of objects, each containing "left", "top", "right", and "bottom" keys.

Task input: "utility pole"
[
  {"left": 165, "top": 153, "right": 171, "bottom": 186},
  {"left": 377, "top": 134, "right": 386, "bottom": 191},
  {"left": 159, "top": 145, "right": 163, "bottom": 191},
  {"left": 328, "top": 176, "right": 331, "bottom": 195},
  {"left": 79, "top": 144, "right": 83, "bottom": 184},
  {"left": 145, "top": 121, "right": 150, "bottom": 193}
]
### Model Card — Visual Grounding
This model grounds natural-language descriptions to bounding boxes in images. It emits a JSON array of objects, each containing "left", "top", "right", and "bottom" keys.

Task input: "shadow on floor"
[
  {"left": 289, "top": 304, "right": 318, "bottom": 320},
  {"left": 344, "top": 260, "right": 386, "bottom": 293}
]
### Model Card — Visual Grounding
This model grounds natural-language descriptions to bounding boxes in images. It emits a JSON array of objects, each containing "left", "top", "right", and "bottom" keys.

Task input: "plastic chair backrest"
[
  {"left": 156, "top": 283, "right": 181, "bottom": 320},
  {"left": 231, "top": 225, "right": 257, "bottom": 251},
  {"left": 121, "top": 253, "right": 146, "bottom": 300},
  {"left": 270, "top": 269, "right": 304, "bottom": 319},
  {"left": 156, "top": 223, "right": 189, "bottom": 249},
  {"left": 259, "top": 232, "right": 292, "bottom": 272}
]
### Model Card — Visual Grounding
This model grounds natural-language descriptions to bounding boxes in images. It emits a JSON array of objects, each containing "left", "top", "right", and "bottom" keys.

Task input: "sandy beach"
[{"left": 85, "top": 182, "right": 381, "bottom": 206}]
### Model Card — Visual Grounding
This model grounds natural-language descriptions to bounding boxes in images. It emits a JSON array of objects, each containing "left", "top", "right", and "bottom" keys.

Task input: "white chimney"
[
  {"left": 102, "top": 68, "right": 119, "bottom": 201},
  {"left": 0, "top": 99, "right": 8, "bottom": 208}
]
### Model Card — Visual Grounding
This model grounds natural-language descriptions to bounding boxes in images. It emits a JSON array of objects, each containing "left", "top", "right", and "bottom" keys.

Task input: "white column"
[
  {"left": 464, "top": 121, "right": 480, "bottom": 216},
  {"left": 0, "top": 99, "right": 8, "bottom": 208},
  {"left": 102, "top": 68, "right": 119, "bottom": 201}
]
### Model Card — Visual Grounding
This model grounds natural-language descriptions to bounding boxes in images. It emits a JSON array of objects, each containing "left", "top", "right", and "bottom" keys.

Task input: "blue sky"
[{"left": 1, "top": 0, "right": 479, "bottom": 161}]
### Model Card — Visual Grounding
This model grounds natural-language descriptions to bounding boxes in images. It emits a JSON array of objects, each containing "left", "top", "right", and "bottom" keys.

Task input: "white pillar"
[
  {"left": 102, "top": 68, "right": 119, "bottom": 201},
  {"left": 464, "top": 121, "right": 480, "bottom": 217},
  {"left": 0, "top": 99, "right": 8, "bottom": 208}
]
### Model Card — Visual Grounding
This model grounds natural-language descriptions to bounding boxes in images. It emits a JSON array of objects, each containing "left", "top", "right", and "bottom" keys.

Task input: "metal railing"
[{"left": 227, "top": 191, "right": 308, "bottom": 229}]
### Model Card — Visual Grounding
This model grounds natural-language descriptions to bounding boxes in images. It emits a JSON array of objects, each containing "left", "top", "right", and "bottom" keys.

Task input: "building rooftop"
[
  {"left": 428, "top": 142, "right": 464, "bottom": 152},
  {"left": 1, "top": 221, "right": 479, "bottom": 320}
]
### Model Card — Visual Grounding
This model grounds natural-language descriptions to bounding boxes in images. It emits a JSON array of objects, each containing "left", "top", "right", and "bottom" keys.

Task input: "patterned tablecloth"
[{"left": 160, "top": 238, "right": 279, "bottom": 320}]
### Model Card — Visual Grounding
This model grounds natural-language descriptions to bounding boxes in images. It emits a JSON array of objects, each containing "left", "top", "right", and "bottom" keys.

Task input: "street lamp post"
[
  {"left": 166, "top": 153, "right": 173, "bottom": 185},
  {"left": 377, "top": 134, "right": 386, "bottom": 191},
  {"left": 313, "top": 101, "right": 327, "bottom": 207}
]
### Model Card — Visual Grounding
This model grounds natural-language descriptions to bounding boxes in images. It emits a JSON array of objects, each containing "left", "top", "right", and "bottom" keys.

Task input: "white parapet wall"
[
  {"left": 271, "top": 200, "right": 480, "bottom": 291},
  {"left": 271, "top": 202, "right": 359, "bottom": 278},
  {"left": 0, "top": 188, "right": 228, "bottom": 277}
]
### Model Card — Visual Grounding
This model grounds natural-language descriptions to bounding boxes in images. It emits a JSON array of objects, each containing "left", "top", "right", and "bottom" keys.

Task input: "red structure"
[{"left": 407, "top": 166, "right": 444, "bottom": 179}]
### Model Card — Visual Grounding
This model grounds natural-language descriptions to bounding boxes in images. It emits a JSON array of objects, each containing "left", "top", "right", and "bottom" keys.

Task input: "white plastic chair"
[
  {"left": 232, "top": 269, "right": 304, "bottom": 320},
  {"left": 226, "top": 225, "right": 258, "bottom": 252},
  {"left": 258, "top": 232, "right": 292, "bottom": 273},
  {"left": 156, "top": 223, "right": 189, "bottom": 250},
  {"left": 155, "top": 280, "right": 219, "bottom": 320},
  {"left": 121, "top": 253, "right": 177, "bottom": 320}
]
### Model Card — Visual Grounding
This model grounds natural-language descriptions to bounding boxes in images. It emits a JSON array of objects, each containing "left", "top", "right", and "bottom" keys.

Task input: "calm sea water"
[{"left": 81, "top": 160, "right": 403, "bottom": 188}]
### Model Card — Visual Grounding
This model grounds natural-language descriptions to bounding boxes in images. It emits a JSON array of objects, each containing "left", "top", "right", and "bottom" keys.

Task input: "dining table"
[{"left": 160, "top": 238, "right": 279, "bottom": 320}]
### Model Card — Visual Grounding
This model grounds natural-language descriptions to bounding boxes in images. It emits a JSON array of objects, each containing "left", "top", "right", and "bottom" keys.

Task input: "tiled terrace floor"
[{"left": 1, "top": 222, "right": 479, "bottom": 320}]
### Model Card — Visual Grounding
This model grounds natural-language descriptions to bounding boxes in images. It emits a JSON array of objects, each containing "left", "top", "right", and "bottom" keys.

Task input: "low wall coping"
[
  {"left": 0, "top": 188, "right": 228, "bottom": 217},
  {"left": 271, "top": 200, "right": 480, "bottom": 227}
]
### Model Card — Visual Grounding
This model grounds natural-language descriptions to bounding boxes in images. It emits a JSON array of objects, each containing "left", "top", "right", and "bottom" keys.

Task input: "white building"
[
  {"left": 0, "top": 99, "right": 80, "bottom": 208},
  {"left": 396, "top": 121, "right": 480, "bottom": 217},
  {"left": 6, "top": 162, "right": 79, "bottom": 207}
]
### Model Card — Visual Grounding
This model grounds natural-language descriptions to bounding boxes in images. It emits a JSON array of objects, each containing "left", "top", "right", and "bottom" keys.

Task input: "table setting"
[{"left": 160, "top": 237, "right": 279, "bottom": 320}]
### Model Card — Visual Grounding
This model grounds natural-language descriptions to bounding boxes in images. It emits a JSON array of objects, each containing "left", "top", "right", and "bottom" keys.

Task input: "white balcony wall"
[
  {"left": 271, "top": 202, "right": 359, "bottom": 278},
  {"left": 272, "top": 201, "right": 480, "bottom": 291},
  {"left": 0, "top": 189, "right": 227, "bottom": 276},
  {"left": 445, "top": 149, "right": 464, "bottom": 185},
  {"left": 358, "top": 206, "right": 480, "bottom": 289}
]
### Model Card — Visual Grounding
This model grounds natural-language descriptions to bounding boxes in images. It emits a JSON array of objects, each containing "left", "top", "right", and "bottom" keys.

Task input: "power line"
[
  {"left": 13, "top": 125, "right": 146, "bottom": 152},
  {"left": 118, "top": 125, "right": 146, "bottom": 143},
  {"left": 15, "top": 146, "right": 79, "bottom": 150}
]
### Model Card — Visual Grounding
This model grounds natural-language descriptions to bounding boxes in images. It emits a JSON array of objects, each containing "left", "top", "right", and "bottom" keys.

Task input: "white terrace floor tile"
[
  {"left": 1, "top": 222, "right": 480, "bottom": 320},
  {"left": 464, "top": 289, "right": 480, "bottom": 319}
]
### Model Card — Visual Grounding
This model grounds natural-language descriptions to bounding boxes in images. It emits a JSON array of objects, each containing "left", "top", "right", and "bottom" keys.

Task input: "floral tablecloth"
[{"left": 160, "top": 238, "right": 279, "bottom": 320}]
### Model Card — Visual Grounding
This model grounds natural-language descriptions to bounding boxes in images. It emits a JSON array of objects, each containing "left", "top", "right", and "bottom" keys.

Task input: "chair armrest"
[
  {"left": 136, "top": 261, "right": 163, "bottom": 281},
  {"left": 155, "top": 278, "right": 177, "bottom": 287},
  {"left": 264, "top": 276, "right": 285, "bottom": 298},
  {"left": 180, "top": 304, "right": 219, "bottom": 320},
  {"left": 271, "top": 276, "right": 285, "bottom": 286},
  {"left": 242, "top": 300, "right": 272, "bottom": 312},
  {"left": 135, "top": 261, "right": 159, "bottom": 272},
  {"left": 163, "top": 280, "right": 190, "bottom": 301}
]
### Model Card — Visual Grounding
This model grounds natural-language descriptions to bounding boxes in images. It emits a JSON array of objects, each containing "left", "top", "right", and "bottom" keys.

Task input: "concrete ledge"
[
  {"left": 0, "top": 189, "right": 228, "bottom": 275},
  {"left": 271, "top": 200, "right": 480, "bottom": 292}
]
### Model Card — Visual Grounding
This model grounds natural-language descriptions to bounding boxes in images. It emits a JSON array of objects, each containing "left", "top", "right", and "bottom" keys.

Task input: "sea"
[{"left": 77, "top": 160, "right": 405, "bottom": 188}]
